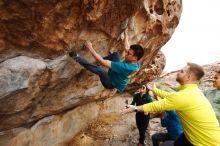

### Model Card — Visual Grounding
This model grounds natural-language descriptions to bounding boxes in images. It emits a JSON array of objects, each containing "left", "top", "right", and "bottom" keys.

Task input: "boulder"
[{"left": 0, "top": 0, "right": 182, "bottom": 132}]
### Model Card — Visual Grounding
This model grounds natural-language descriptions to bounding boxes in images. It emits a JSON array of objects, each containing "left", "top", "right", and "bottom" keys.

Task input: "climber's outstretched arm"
[
  {"left": 84, "top": 41, "right": 111, "bottom": 69},
  {"left": 124, "top": 28, "right": 130, "bottom": 52}
]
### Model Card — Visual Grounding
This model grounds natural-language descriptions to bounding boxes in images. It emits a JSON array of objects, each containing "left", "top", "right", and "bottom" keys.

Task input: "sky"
[{"left": 161, "top": 0, "right": 220, "bottom": 72}]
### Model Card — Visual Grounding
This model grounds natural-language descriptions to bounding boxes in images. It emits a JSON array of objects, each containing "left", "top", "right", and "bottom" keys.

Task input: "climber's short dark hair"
[{"left": 130, "top": 44, "right": 144, "bottom": 60}]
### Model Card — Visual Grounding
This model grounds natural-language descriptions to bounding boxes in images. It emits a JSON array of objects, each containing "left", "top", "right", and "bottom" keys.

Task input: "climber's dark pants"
[
  {"left": 75, "top": 52, "right": 120, "bottom": 89},
  {"left": 174, "top": 133, "right": 194, "bottom": 146},
  {"left": 136, "top": 113, "right": 150, "bottom": 144}
]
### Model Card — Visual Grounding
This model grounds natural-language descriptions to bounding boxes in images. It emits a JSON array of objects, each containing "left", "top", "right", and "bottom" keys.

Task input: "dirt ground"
[{"left": 67, "top": 112, "right": 165, "bottom": 146}]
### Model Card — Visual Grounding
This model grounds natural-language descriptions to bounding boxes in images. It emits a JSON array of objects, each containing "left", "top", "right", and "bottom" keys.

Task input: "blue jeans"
[{"left": 75, "top": 52, "right": 120, "bottom": 89}]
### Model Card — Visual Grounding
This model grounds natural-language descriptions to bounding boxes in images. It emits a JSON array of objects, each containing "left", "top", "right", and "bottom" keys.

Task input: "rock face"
[
  {"left": 201, "top": 62, "right": 220, "bottom": 89},
  {"left": 0, "top": 0, "right": 182, "bottom": 144},
  {"left": 0, "top": 95, "right": 133, "bottom": 146},
  {"left": 0, "top": 0, "right": 181, "bottom": 60}
]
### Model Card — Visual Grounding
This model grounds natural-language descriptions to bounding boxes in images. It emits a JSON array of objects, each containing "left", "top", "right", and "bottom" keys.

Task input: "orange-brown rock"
[{"left": 0, "top": 0, "right": 182, "bottom": 137}]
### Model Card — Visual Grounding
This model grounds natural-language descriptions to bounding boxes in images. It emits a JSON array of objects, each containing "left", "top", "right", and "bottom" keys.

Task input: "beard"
[{"left": 176, "top": 75, "right": 183, "bottom": 84}]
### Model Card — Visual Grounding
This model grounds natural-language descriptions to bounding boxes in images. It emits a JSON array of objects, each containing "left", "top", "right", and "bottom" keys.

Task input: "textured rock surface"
[
  {"left": 0, "top": 95, "right": 131, "bottom": 146},
  {"left": 0, "top": 94, "right": 165, "bottom": 146},
  {"left": 0, "top": 0, "right": 182, "bottom": 141},
  {"left": 3, "top": 62, "right": 219, "bottom": 146},
  {"left": 201, "top": 62, "right": 220, "bottom": 89}
]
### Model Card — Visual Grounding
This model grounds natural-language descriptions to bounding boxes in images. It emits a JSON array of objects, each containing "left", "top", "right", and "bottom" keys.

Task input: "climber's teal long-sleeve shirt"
[
  {"left": 109, "top": 61, "right": 140, "bottom": 92},
  {"left": 143, "top": 84, "right": 220, "bottom": 146}
]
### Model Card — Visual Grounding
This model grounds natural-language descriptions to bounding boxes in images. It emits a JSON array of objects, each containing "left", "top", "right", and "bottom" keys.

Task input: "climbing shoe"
[{"left": 69, "top": 51, "right": 79, "bottom": 59}]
